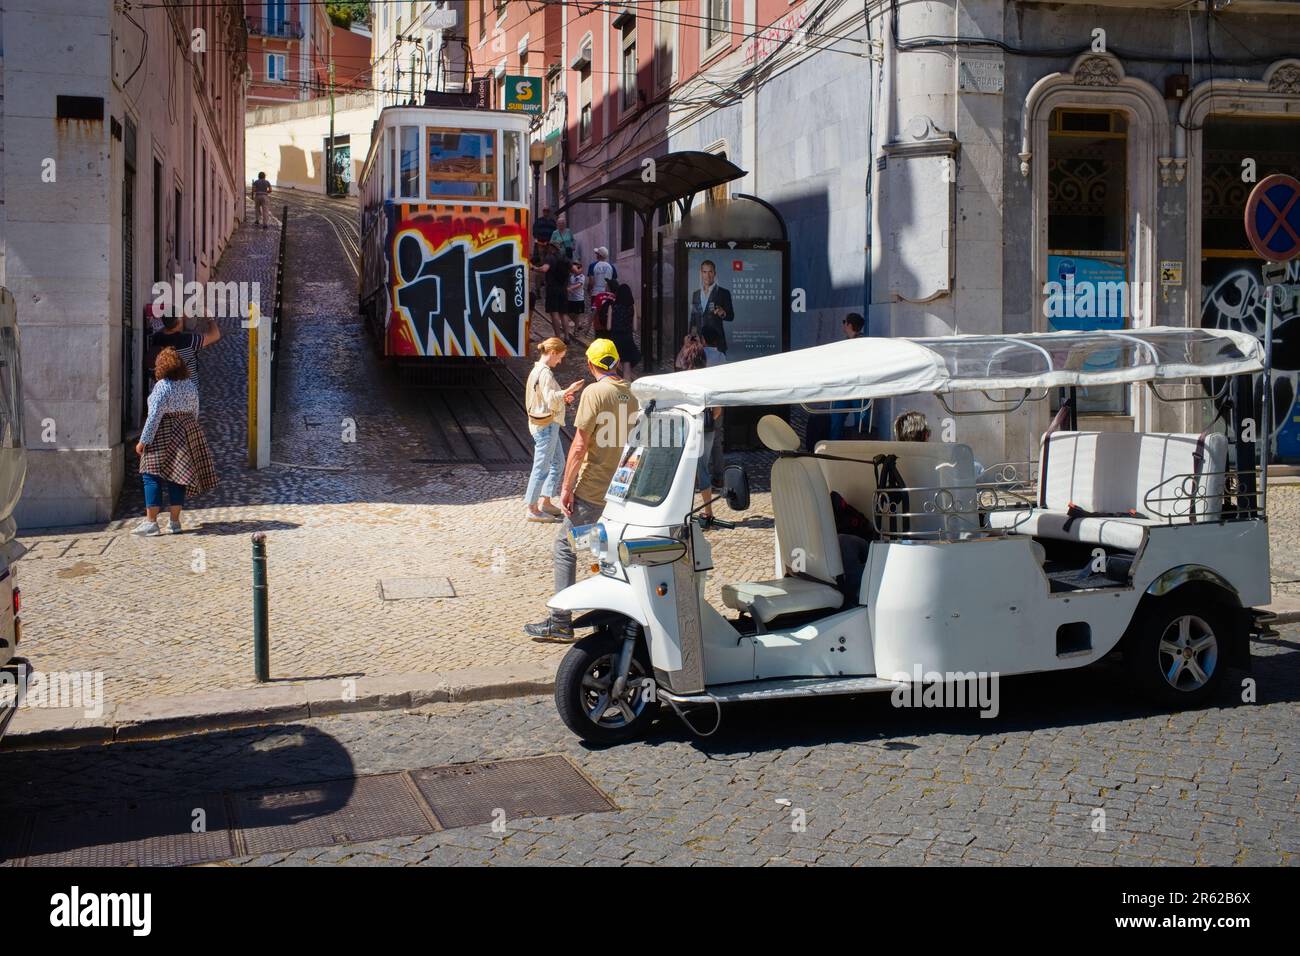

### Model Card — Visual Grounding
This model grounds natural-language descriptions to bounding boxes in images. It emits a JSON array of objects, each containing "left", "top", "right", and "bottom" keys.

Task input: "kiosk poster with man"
[{"left": 683, "top": 242, "right": 786, "bottom": 364}]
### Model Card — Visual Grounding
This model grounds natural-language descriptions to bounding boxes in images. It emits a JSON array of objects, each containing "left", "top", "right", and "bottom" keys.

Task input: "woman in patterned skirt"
[{"left": 131, "top": 346, "right": 218, "bottom": 536}]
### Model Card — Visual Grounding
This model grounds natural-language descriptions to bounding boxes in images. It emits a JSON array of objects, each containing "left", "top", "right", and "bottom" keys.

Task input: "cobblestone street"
[{"left": 3, "top": 629, "right": 1296, "bottom": 866}]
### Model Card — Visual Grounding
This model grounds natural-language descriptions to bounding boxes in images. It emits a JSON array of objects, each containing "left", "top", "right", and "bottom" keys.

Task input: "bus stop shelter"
[{"left": 559, "top": 151, "right": 747, "bottom": 366}]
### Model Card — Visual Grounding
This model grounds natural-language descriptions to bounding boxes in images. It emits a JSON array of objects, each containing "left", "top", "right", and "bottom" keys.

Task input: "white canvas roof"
[{"left": 630, "top": 327, "right": 1264, "bottom": 408}]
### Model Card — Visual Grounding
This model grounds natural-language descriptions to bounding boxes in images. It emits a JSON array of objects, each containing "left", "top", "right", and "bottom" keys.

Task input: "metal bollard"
[{"left": 252, "top": 532, "right": 269, "bottom": 682}]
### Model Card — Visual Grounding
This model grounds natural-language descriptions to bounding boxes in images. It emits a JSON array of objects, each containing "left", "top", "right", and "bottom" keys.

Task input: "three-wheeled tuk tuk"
[{"left": 549, "top": 327, "right": 1275, "bottom": 743}]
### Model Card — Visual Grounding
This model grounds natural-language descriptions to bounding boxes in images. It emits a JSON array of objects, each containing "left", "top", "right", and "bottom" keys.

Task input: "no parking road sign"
[{"left": 1244, "top": 174, "right": 1300, "bottom": 263}]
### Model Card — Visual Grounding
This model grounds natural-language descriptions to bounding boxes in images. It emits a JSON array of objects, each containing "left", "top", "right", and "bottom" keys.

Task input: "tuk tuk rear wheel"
[
  {"left": 1125, "top": 598, "right": 1228, "bottom": 707},
  {"left": 555, "top": 630, "right": 659, "bottom": 744}
]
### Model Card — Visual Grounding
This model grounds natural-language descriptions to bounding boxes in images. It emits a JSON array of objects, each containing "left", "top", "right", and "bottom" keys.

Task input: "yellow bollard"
[{"left": 247, "top": 301, "right": 259, "bottom": 468}]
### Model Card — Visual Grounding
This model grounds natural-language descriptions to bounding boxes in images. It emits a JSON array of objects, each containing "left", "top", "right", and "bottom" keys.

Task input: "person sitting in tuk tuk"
[{"left": 893, "top": 410, "right": 931, "bottom": 442}]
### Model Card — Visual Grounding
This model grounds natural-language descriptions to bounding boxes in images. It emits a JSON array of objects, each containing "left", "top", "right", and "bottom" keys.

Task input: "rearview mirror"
[{"left": 723, "top": 463, "right": 750, "bottom": 512}]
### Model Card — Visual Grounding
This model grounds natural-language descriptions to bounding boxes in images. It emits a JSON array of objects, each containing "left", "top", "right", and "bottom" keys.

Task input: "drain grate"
[
  {"left": 23, "top": 796, "right": 235, "bottom": 867},
  {"left": 231, "top": 773, "right": 438, "bottom": 855},
  {"left": 411, "top": 755, "right": 615, "bottom": 830}
]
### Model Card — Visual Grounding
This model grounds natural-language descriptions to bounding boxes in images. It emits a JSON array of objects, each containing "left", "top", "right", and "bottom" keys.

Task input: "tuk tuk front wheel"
[
  {"left": 1125, "top": 598, "right": 1228, "bottom": 707},
  {"left": 555, "top": 629, "right": 659, "bottom": 744}
]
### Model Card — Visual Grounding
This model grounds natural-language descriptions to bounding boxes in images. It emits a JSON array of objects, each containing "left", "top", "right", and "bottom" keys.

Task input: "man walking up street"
[
  {"left": 252, "top": 172, "right": 272, "bottom": 229},
  {"left": 525, "top": 339, "right": 640, "bottom": 643}
]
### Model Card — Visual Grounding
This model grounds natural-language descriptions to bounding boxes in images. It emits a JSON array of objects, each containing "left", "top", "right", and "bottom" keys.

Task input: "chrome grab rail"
[
  {"left": 869, "top": 482, "right": 1038, "bottom": 541},
  {"left": 1141, "top": 469, "right": 1263, "bottom": 523},
  {"left": 976, "top": 459, "right": 1040, "bottom": 496}
]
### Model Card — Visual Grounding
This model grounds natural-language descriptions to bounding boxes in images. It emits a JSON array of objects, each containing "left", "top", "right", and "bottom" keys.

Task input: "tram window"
[
  {"left": 503, "top": 130, "right": 523, "bottom": 203},
  {"left": 385, "top": 128, "right": 396, "bottom": 199},
  {"left": 399, "top": 125, "right": 420, "bottom": 199},
  {"left": 427, "top": 128, "right": 497, "bottom": 201}
]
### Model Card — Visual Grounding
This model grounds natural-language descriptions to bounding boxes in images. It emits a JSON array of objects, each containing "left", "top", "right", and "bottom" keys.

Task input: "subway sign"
[{"left": 502, "top": 75, "right": 542, "bottom": 114}]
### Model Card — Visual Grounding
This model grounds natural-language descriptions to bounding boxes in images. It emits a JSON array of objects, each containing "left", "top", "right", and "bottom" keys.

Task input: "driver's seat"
[{"left": 721, "top": 416, "right": 845, "bottom": 625}]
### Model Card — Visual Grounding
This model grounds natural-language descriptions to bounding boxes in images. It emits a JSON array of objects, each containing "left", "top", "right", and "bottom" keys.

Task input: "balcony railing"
[{"left": 246, "top": 17, "right": 304, "bottom": 39}]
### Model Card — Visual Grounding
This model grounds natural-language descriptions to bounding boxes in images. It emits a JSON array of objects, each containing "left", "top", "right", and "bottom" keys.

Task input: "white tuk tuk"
[{"left": 549, "top": 327, "right": 1275, "bottom": 743}]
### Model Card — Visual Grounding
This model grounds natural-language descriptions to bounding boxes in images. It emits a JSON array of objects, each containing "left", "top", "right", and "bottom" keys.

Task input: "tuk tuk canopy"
[{"left": 630, "top": 327, "right": 1264, "bottom": 408}]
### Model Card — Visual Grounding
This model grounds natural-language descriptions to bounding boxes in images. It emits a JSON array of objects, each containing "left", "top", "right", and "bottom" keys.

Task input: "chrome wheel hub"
[
  {"left": 580, "top": 654, "right": 650, "bottom": 728},
  {"left": 1157, "top": 614, "right": 1218, "bottom": 692}
]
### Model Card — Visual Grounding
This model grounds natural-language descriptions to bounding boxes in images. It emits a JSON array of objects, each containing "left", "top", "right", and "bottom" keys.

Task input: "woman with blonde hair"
[
  {"left": 131, "top": 346, "right": 218, "bottom": 536},
  {"left": 524, "top": 337, "right": 582, "bottom": 522}
]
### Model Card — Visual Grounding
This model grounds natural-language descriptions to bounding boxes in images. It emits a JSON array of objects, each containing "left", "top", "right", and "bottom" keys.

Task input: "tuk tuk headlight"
[{"left": 568, "top": 523, "right": 608, "bottom": 561}]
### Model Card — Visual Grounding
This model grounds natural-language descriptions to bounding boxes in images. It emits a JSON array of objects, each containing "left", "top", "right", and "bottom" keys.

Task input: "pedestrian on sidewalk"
[
  {"left": 828, "top": 312, "right": 866, "bottom": 441},
  {"left": 252, "top": 172, "right": 272, "bottom": 229},
  {"left": 131, "top": 347, "right": 219, "bottom": 537},
  {"left": 533, "top": 206, "right": 557, "bottom": 247},
  {"left": 551, "top": 215, "right": 576, "bottom": 261},
  {"left": 676, "top": 336, "right": 724, "bottom": 527},
  {"left": 524, "top": 337, "right": 583, "bottom": 523},
  {"left": 148, "top": 308, "right": 221, "bottom": 390},
  {"left": 537, "top": 242, "right": 573, "bottom": 343},
  {"left": 586, "top": 246, "right": 617, "bottom": 297},
  {"left": 525, "top": 339, "right": 639, "bottom": 643},
  {"left": 566, "top": 261, "right": 587, "bottom": 336},
  {"left": 607, "top": 282, "right": 641, "bottom": 379}
]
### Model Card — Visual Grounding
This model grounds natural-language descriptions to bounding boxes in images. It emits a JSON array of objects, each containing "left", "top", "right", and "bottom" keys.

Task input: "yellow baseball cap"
[{"left": 586, "top": 338, "right": 620, "bottom": 370}]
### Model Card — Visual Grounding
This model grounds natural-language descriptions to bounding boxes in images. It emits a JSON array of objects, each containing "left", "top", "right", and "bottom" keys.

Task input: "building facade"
[
  {"left": 1, "top": 0, "right": 247, "bottom": 527},
  {"left": 448, "top": 0, "right": 1299, "bottom": 467},
  {"left": 244, "top": 0, "right": 330, "bottom": 106},
  {"left": 245, "top": 91, "right": 376, "bottom": 195},
  {"left": 371, "top": 1, "right": 472, "bottom": 111}
]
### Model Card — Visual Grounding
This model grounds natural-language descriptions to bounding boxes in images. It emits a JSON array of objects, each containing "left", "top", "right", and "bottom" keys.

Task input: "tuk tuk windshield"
[{"left": 606, "top": 414, "right": 689, "bottom": 508}]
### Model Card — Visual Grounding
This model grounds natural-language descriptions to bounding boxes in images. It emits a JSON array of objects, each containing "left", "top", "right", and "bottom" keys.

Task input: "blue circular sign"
[{"left": 1244, "top": 174, "right": 1300, "bottom": 262}]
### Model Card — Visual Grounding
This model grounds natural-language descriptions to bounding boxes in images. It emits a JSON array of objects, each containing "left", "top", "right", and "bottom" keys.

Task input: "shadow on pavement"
[
  {"left": 605, "top": 645, "right": 1299, "bottom": 758},
  {"left": 0, "top": 724, "right": 358, "bottom": 863}
]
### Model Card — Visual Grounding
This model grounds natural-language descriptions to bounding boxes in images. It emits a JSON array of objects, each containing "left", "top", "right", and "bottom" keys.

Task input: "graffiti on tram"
[{"left": 386, "top": 204, "right": 529, "bottom": 357}]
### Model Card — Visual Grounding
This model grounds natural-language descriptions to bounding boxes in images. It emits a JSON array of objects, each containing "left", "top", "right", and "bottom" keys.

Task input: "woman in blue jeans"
[{"left": 524, "top": 337, "right": 582, "bottom": 522}]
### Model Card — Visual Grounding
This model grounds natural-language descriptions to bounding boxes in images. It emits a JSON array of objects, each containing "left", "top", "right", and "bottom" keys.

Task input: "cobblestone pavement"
[
  {"left": 10, "top": 192, "right": 771, "bottom": 711},
  {"left": 2, "top": 629, "right": 1296, "bottom": 866}
]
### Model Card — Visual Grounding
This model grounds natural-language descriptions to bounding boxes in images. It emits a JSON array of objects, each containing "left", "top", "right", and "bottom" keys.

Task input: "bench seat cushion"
[
  {"left": 988, "top": 509, "right": 1155, "bottom": 551},
  {"left": 721, "top": 577, "right": 844, "bottom": 624}
]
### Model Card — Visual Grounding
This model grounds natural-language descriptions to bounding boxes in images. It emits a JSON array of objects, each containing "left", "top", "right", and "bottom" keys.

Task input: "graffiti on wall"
[
  {"left": 1201, "top": 257, "right": 1300, "bottom": 460},
  {"left": 385, "top": 204, "right": 529, "bottom": 357}
]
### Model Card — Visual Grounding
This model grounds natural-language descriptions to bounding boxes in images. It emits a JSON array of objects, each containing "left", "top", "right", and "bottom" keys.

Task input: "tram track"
[{"left": 281, "top": 189, "right": 361, "bottom": 277}]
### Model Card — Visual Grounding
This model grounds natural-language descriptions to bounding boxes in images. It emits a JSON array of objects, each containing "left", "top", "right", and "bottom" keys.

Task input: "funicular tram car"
[{"left": 358, "top": 105, "right": 532, "bottom": 366}]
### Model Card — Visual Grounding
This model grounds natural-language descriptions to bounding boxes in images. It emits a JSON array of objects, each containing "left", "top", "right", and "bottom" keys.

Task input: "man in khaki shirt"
[{"left": 525, "top": 339, "right": 639, "bottom": 642}]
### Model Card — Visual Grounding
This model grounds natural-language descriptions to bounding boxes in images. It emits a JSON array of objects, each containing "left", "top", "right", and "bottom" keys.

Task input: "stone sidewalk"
[{"left": 9, "top": 195, "right": 1300, "bottom": 745}]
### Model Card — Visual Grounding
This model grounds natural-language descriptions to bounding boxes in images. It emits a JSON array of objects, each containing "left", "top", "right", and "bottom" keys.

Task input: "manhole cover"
[
  {"left": 410, "top": 755, "right": 615, "bottom": 830},
  {"left": 22, "top": 796, "right": 235, "bottom": 867},
  {"left": 379, "top": 576, "right": 456, "bottom": 600},
  {"left": 231, "top": 773, "right": 437, "bottom": 855}
]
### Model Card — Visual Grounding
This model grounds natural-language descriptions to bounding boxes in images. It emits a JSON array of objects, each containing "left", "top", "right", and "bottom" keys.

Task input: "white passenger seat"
[
  {"left": 721, "top": 416, "right": 845, "bottom": 625},
  {"left": 988, "top": 430, "right": 1229, "bottom": 551}
]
